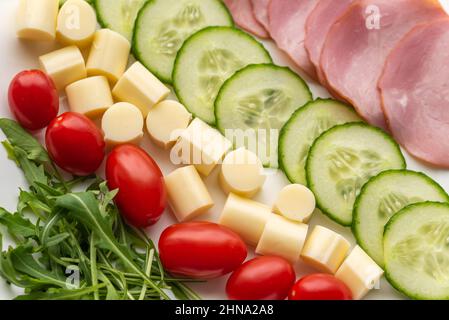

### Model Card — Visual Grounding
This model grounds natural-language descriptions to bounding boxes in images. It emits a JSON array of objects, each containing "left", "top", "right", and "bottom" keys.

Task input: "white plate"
[{"left": 1, "top": 0, "right": 449, "bottom": 300}]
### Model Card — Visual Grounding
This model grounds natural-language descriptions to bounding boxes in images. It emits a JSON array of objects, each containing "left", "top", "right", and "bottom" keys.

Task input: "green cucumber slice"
[
  {"left": 215, "top": 64, "right": 312, "bottom": 168},
  {"left": 353, "top": 170, "right": 449, "bottom": 267},
  {"left": 306, "top": 123, "right": 406, "bottom": 226},
  {"left": 133, "top": 0, "right": 233, "bottom": 84},
  {"left": 279, "top": 99, "right": 361, "bottom": 184},
  {"left": 173, "top": 27, "right": 272, "bottom": 124},
  {"left": 384, "top": 202, "right": 449, "bottom": 300},
  {"left": 94, "top": 0, "right": 147, "bottom": 41}
]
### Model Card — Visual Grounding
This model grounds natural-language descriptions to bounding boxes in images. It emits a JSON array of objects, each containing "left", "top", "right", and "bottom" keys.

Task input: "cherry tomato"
[
  {"left": 106, "top": 144, "right": 166, "bottom": 227},
  {"left": 288, "top": 274, "right": 352, "bottom": 300},
  {"left": 159, "top": 222, "right": 247, "bottom": 279},
  {"left": 8, "top": 70, "right": 59, "bottom": 130},
  {"left": 226, "top": 256, "right": 295, "bottom": 300},
  {"left": 46, "top": 112, "right": 105, "bottom": 176}
]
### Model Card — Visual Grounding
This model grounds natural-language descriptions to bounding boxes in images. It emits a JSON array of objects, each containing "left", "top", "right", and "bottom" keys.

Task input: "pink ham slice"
[
  {"left": 268, "top": 0, "right": 319, "bottom": 79},
  {"left": 379, "top": 19, "right": 449, "bottom": 168},
  {"left": 251, "top": 0, "right": 270, "bottom": 30},
  {"left": 305, "top": 0, "right": 354, "bottom": 84},
  {"left": 223, "top": 0, "right": 269, "bottom": 39},
  {"left": 320, "top": 0, "right": 446, "bottom": 130}
]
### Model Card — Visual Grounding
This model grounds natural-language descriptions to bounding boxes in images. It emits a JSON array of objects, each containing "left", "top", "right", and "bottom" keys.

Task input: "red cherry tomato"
[
  {"left": 8, "top": 70, "right": 59, "bottom": 130},
  {"left": 226, "top": 256, "right": 295, "bottom": 300},
  {"left": 46, "top": 112, "right": 105, "bottom": 176},
  {"left": 159, "top": 222, "right": 247, "bottom": 279},
  {"left": 106, "top": 144, "right": 166, "bottom": 227},
  {"left": 288, "top": 274, "right": 352, "bottom": 300}
]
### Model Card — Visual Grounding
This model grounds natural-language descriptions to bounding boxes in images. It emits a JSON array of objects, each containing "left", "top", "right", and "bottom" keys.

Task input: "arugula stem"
[{"left": 90, "top": 233, "right": 99, "bottom": 300}]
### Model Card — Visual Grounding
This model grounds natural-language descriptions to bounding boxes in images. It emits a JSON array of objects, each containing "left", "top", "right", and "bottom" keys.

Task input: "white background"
[{"left": 1, "top": 0, "right": 449, "bottom": 300}]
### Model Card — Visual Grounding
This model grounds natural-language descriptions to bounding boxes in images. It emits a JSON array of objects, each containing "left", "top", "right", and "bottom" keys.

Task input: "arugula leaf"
[
  {"left": 14, "top": 284, "right": 106, "bottom": 300},
  {"left": 14, "top": 147, "right": 48, "bottom": 188},
  {"left": 0, "top": 119, "right": 49, "bottom": 163},
  {"left": 0, "top": 208, "right": 36, "bottom": 241}
]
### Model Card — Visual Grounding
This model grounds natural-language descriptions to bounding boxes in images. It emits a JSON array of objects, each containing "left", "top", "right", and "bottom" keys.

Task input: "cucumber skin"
[
  {"left": 352, "top": 169, "right": 449, "bottom": 267},
  {"left": 278, "top": 98, "right": 359, "bottom": 184},
  {"left": 305, "top": 122, "right": 407, "bottom": 227},
  {"left": 383, "top": 201, "right": 449, "bottom": 300},
  {"left": 215, "top": 63, "right": 312, "bottom": 133},
  {"left": 173, "top": 26, "right": 273, "bottom": 124},
  {"left": 132, "top": 1, "right": 234, "bottom": 85}
]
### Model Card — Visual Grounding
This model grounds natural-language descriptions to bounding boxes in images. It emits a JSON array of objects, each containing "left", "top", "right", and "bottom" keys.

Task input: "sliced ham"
[
  {"left": 305, "top": 0, "right": 354, "bottom": 84},
  {"left": 268, "top": 0, "right": 318, "bottom": 79},
  {"left": 320, "top": 0, "right": 446, "bottom": 130},
  {"left": 223, "top": 0, "right": 269, "bottom": 39},
  {"left": 379, "top": 19, "right": 449, "bottom": 167},
  {"left": 251, "top": 0, "right": 270, "bottom": 30}
]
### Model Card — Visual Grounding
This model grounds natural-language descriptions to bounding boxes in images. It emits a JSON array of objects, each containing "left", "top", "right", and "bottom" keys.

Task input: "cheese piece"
[
  {"left": 301, "top": 225, "right": 350, "bottom": 273},
  {"left": 66, "top": 76, "right": 113, "bottom": 117},
  {"left": 335, "top": 246, "right": 384, "bottom": 300},
  {"left": 101, "top": 103, "right": 144, "bottom": 146},
  {"left": 146, "top": 100, "right": 192, "bottom": 149},
  {"left": 56, "top": 0, "right": 97, "bottom": 48},
  {"left": 39, "top": 46, "right": 87, "bottom": 91},
  {"left": 273, "top": 184, "right": 316, "bottom": 222},
  {"left": 219, "top": 148, "right": 266, "bottom": 198},
  {"left": 112, "top": 62, "right": 170, "bottom": 116},
  {"left": 172, "top": 118, "right": 232, "bottom": 176},
  {"left": 219, "top": 193, "right": 271, "bottom": 246},
  {"left": 17, "top": 0, "right": 59, "bottom": 41},
  {"left": 164, "top": 165, "right": 214, "bottom": 222},
  {"left": 86, "top": 29, "right": 131, "bottom": 84},
  {"left": 256, "top": 214, "right": 308, "bottom": 263}
]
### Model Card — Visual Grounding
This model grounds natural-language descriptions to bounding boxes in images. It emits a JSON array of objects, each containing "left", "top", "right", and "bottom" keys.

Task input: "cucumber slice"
[
  {"left": 94, "top": 0, "right": 147, "bottom": 41},
  {"left": 384, "top": 202, "right": 449, "bottom": 300},
  {"left": 133, "top": 0, "right": 233, "bottom": 84},
  {"left": 306, "top": 123, "right": 406, "bottom": 226},
  {"left": 173, "top": 27, "right": 272, "bottom": 124},
  {"left": 215, "top": 64, "right": 312, "bottom": 168},
  {"left": 279, "top": 99, "right": 361, "bottom": 184},
  {"left": 353, "top": 170, "right": 449, "bottom": 267}
]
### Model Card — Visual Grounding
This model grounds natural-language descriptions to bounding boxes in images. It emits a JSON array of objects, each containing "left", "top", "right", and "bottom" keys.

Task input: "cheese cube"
[
  {"left": 146, "top": 100, "right": 192, "bottom": 149},
  {"left": 112, "top": 62, "right": 170, "bottom": 116},
  {"left": 301, "top": 225, "right": 350, "bottom": 273},
  {"left": 39, "top": 46, "right": 87, "bottom": 91},
  {"left": 101, "top": 103, "right": 144, "bottom": 146},
  {"left": 57, "top": 0, "right": 97, "bottom": 48},
  {"left": 273, "top": 184, "right": 316, "bottom": 222},
  {"left": 164, "top": 165, "right": 214, "bottom": 222},
  {"left": 256, "top": 214, "right": 308, "bottom": 263},
  {"left": 17, "top": 0, "right": 59, "bottom": 41},
  {"left": 219, "top": 193, "right": 271, "bottom": 246},
  {"left": 172, "top": 118, "right": 232, "bottom": 176},
  {"left": 335, "top": 246, "right": 384, "bottom": 300},
  {"left": 86, "top": 29, "right": 131, "bottom": 84},
  {"left": 219, "top": 148, "right": 266, "bottom": 198},
  {"left": 66, "top": 76, "right": 113, "bottom": 117}
]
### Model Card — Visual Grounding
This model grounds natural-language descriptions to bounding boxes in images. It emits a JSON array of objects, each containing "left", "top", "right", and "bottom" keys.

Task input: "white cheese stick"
[
  {"left": 86, "top": 29, "right": 131, "bottom": 84},
  {"left": 219, "top": 148, "right": 266, "bottom": 198},
  {"left": 301, "top": 225, "right": 350, "bottom": 274},
  {"left": 219, "top": 193, "right": 271, "bottom": 246},
  {"left": 146, "top": 100, "right": 192, "bottom": 149},
  {"left": 39, "top": 46, "right": 87, "bottom": 91},
  {"left": 172, "top": 118, "right": 232, "bottom": 176},
  {"left": 256, "top": 214, "right": 308, "bottom": 264},
  {"left": 273, "top": 184, "right": 316, "bottom": 222},
  {"left": 164, "top": 165, "right": 214, "bottom": 222},
  {"left": 17, "top": 0, "right": 59, "bottom": 41},
  {"left": 101, "top": 102, "right": 144, "bottom": 146},
  {"left": 57, "top": 0, "right": 97, "bottom": 48},
  {"left": 335, "top": 246, "right": 384, "bottom": 300},
  {"left": 66, "top": 76, "right": 113, "bottom": 117},
  {"left": 112, "top": 62, "right": 170, "bottom": 116}
]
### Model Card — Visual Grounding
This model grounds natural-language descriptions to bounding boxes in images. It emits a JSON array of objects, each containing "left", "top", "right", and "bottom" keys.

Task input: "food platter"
[{"left": 1, "top": 0, "right": 449, "bottom": 300}]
